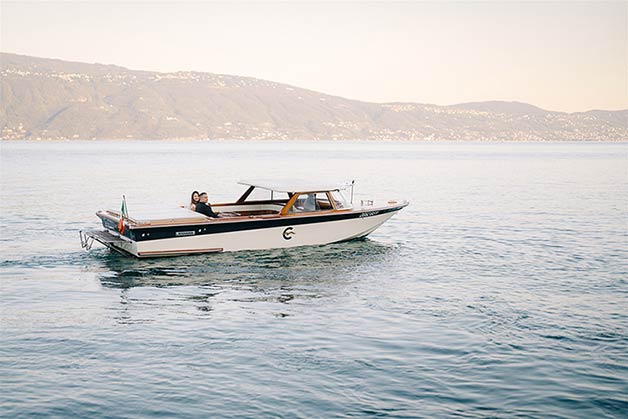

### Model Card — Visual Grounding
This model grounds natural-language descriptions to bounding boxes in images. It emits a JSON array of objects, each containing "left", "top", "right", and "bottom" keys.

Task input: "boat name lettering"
[
  {"left": 176, "top": 231, "right": 196, "bottom": 237},
  {"left": 360, "top": 211, "right": 380, "bottom": 217}
]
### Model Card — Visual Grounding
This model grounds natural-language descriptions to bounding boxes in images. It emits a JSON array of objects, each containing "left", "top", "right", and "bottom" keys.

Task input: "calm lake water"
[{"left": 1, "top": 141, "right": 627, "bottom": 418}]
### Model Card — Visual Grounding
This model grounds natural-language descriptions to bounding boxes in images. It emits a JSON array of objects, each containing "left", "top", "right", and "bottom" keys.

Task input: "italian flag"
[{"left": 118, "top": 196, "right": 128, "bottom": 234}]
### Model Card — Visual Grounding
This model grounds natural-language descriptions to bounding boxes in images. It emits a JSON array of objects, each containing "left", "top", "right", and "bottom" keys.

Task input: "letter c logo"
[{"left": 283, "top": 227, "right": 295, "bottom": 240}]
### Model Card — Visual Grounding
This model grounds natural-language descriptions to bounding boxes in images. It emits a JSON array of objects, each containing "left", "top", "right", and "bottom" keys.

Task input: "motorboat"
[{"left": 80, "top": 180, "right": 409, "bottom": 258}]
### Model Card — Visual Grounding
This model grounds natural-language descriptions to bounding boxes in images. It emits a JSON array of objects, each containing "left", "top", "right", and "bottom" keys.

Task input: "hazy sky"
[{"left": 1, "top": 1, "right": 626, "bottom": 112}]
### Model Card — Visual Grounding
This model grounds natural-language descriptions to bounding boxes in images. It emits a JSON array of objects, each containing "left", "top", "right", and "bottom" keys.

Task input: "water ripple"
[{"left": 2, "top": 141, "right": 627, "bottom": 418}]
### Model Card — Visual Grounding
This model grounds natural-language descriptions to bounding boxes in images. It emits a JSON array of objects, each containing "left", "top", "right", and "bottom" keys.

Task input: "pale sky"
[{"left": 1, "top": 1, "right": 626, "bottom": 112}]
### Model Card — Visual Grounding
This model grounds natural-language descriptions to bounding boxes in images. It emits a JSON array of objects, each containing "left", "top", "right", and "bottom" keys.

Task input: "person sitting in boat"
[
  {"left": 180, "top": 190, "right": 200, "bottom": 210},
  {"left": 189, "top": 190, "right": 200, "bottom": 211},
  {"left": 195, "top": 192, "right": 219, "bottom": 218}
]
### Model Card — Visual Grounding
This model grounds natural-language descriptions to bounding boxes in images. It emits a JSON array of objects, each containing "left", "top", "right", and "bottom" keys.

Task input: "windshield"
[
  {"left": 288, "top": 192, "right": 334, "bottom": 213},
  {"left": 330, "top": 190, "right": 352, "bottom": 209}
]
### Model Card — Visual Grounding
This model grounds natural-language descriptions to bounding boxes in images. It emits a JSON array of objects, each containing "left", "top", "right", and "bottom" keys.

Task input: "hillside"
[{"left": 1, "top": 53, "right": 626, "bottom": 141}]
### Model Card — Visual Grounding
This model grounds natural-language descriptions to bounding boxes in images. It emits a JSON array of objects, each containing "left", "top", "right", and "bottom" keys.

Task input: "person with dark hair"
[
  {"left": 195, "top": 192, "right": 219, "bottom": 218},
  {"left": 189, "top": 190, "right": 200, "bottom": 211}
]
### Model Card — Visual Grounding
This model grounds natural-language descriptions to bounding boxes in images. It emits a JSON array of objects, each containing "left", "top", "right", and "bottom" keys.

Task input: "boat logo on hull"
[
  {"left": 283, "top": 227, "right": 295, "bottom": 240},
  {"left": 360, "top": 210, "right": 380, "bottom": 218}
]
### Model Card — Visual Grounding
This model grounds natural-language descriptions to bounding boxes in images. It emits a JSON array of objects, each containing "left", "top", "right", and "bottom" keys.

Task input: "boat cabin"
[{"left": 213, "top": 181, "right": 353, "bottom": 217}]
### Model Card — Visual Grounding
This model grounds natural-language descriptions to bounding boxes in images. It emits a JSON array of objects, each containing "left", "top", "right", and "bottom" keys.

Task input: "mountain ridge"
[{"left": 1, "top": 52, "right": 626, "bottom": 141}]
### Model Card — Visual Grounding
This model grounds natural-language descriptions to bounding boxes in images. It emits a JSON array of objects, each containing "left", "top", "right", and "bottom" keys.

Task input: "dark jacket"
[{"left": 195, "top": 202, "right": 219, "bottom": 218}]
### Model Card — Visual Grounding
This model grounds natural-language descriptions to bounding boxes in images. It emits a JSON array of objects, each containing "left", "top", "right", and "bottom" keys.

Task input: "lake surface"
[{"left": 1, "top": 141, "right": 627, "bottom": 418}]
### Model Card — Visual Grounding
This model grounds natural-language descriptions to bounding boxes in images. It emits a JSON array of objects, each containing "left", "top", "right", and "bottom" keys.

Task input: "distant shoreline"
[{"left": 3, "top": 53, "right": 627, "bottom": 143}]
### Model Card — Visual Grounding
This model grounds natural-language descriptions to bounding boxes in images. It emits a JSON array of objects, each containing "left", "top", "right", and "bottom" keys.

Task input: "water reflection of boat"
[
  {"left": 96, "top": 240, "right": 399, "bottom": 289},
  {"left": 81, "top": 180, "right": 408, "bottom": 258}
]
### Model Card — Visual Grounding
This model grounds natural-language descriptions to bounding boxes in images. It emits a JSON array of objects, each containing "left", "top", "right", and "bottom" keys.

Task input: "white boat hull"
[{"left": 105, "top": 210, "right": 398, "bottom": 257}]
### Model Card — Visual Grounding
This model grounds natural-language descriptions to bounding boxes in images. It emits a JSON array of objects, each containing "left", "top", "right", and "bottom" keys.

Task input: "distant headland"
[{"left": 1, "top": 52, "right": 626, "bottom": 141}]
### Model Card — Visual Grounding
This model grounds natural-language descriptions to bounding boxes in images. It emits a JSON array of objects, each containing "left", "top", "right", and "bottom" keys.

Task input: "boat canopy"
[{"left": 237, "top": 180, "right": 351, "bottom": 193}]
